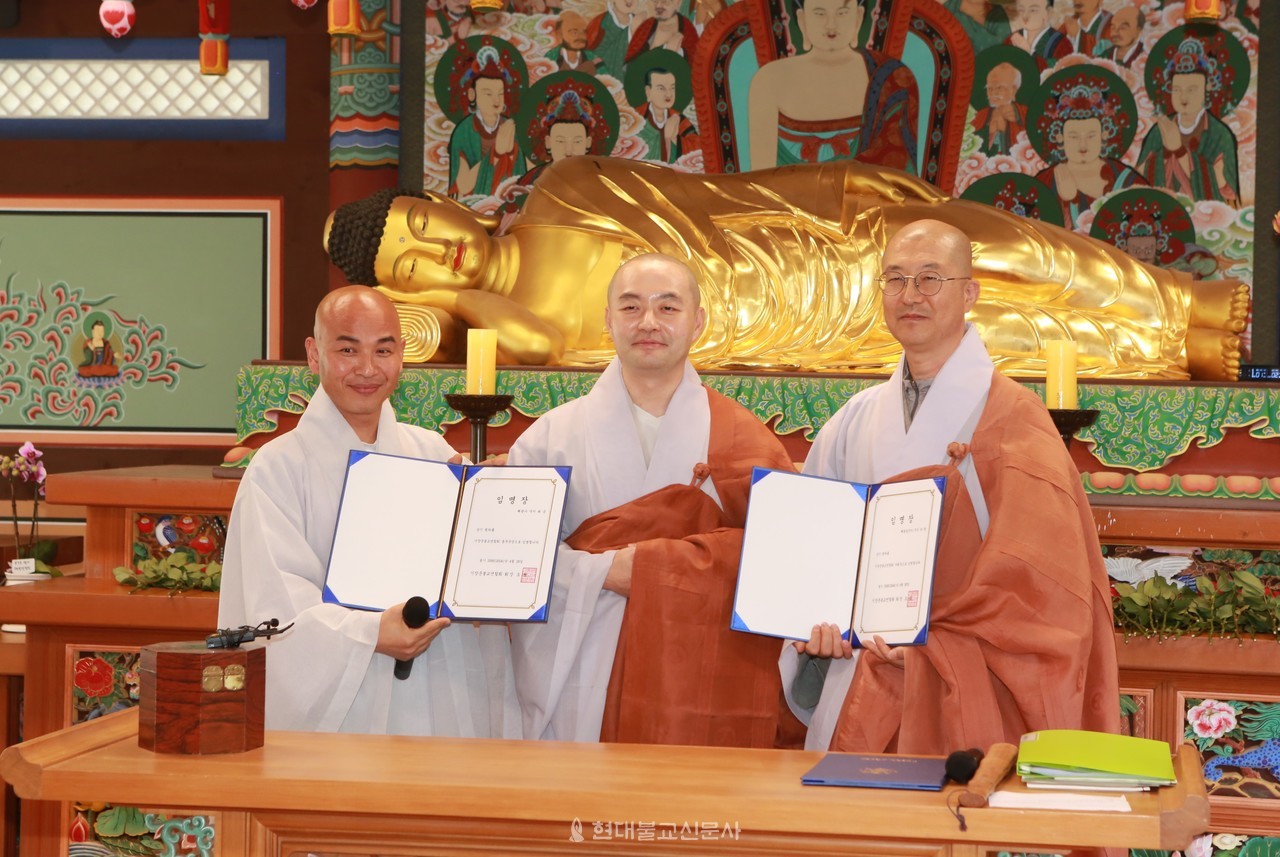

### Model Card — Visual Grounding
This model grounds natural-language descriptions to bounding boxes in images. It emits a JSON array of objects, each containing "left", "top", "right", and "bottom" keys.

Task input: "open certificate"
[
  {"left": 322, "top": 451, "right": 570, "bottom": 622},
  {"left": 731, "top": 469, "right": 945, "bottom": 646}
]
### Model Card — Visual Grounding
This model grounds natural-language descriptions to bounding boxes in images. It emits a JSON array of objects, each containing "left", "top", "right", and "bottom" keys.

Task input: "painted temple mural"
[{"left": 389, "top": 0, "right": 1259, "bottom": 345}]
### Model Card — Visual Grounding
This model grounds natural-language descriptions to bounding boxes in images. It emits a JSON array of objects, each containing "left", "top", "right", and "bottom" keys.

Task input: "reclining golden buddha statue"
[{"left": 324, "top": 156, "right": 1249, "bottom": 380}]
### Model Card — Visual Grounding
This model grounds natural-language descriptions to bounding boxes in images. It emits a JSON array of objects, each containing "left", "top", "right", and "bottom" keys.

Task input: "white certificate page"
[
  {"left": 323, "top": 452, "right": 460, "bottom": 612},
  {"left": 851, "top": 478, "right": 944, "bottom": 646},
  {"left": 731, "top": 468, "right": 868, "bottom": 641},
  {"left": 441, "top": 465, "right": 569, "bottom": 622}
]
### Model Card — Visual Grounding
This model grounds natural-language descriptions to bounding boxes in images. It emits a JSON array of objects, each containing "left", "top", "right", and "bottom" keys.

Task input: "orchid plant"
[{"left": 1, "top": 441, "right": 56, "bottom": 575}]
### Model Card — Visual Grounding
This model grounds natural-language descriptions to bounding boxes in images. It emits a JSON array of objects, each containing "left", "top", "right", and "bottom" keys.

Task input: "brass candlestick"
[{"left": 444, "top": 393, "right": 513, "bottom": 463}]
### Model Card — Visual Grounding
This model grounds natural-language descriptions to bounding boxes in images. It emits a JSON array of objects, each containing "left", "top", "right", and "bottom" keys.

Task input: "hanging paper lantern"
[
  {"left": 98, "top": 0, "right": 136, "bottom": 38},
  {"left": 199, "top": 0, "right": 231, "bottom": 75},
  {"left": 328, "top": 0, "right": 360, "bottom": 35},
  {"left": 1184, "top": 0, "right": 1222, "bottom": 22},
  {"left": 470, "top": 0, "right": 504, "bottom": 11}
]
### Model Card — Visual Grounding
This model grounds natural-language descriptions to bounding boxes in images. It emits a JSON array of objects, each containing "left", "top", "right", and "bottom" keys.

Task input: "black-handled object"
[{"left": 393, "top": 596, "right": 431, "bottom": 681}]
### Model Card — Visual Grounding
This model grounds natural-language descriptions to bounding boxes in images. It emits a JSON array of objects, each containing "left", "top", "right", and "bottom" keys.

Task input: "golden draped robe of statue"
[{"left": 331, "top": 156, "right": 1248, "bottom": 379}]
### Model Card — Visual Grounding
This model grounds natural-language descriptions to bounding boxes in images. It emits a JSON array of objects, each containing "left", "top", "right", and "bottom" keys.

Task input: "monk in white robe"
[
  {"left": 784, "top": 221, "right": 1119, "bottom": 754},
  {"left": 509, "top": 254, "right": 800, "bottom": 747},
  {"left": 218, "top": 287, "right": 517, "bottom": 736}
]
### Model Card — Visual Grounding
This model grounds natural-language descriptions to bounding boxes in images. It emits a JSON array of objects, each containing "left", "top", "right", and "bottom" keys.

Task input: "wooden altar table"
[{"left": 1, "top": 708, "right": 1209, "bottom": 857}]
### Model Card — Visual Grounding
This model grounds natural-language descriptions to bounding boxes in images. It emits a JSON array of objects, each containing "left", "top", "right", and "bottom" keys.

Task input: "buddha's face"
[
  {"left": 646, "top": 72, "right": 677, "bottom": 112},
  {"left": 605, "top": 259, "right": 706, "bottom": 376},
  {"left": 798, "top": 0, "right": 862, "bottom": 53},
  {"left": 1108, "top": 7, "right": 1140, "bottom": 49},
  {"left": 90, "top": 322, "right": 106, "bottom": 344},
  {"left": 1127, "top": 234, "right": 1158, "bottom": 264},
  {"left": 1061, "top": 117, "right": 1102, "bottom": 166},
  {"left": 374, "top": 195, "right": 495, "bottom": 290},
  {"left": 547, "top": 122, "right": 589, "bottom": 161},
  {"left": 985, "top": 64, "right": 1018, "bottom": 108},
  {"left": 470, "top": 77, "right": 506, "bottom": 125},
  {"left": 1170, "top": 73, "right": 1206, "bottom": 122}
]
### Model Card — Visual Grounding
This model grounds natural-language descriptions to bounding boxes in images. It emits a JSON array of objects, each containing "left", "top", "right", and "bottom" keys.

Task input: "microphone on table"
[
  {"left": 393, "top": 596, "right": 431, "bottom": 681},
  {"left": 944, "top": 748, "right": 985, "bottom": 785}
]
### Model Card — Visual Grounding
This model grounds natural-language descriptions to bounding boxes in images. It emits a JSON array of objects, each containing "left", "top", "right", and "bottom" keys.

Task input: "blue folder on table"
[{"left": 801, "top": 753, "right": 947, "bottom": 791}]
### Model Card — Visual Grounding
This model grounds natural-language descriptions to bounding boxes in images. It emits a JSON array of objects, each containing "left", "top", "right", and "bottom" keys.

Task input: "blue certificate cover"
[{"left": 801, "top": 753, "right": 947, "bottom": 791}]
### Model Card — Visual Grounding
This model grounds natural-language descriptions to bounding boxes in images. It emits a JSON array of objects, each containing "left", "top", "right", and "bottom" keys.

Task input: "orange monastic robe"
[
  {"left": 831, "top": 373, "right": 1120, "bottom": 755},
  {"left": 564, "top": 389, "right": 801, "bottom": 748}
]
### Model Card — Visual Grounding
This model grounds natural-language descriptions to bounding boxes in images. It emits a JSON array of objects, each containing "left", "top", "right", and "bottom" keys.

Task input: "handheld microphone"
[
  {"left": 393, "top": 596, "right": 431, "bottom": 681},
  {"left": 944, "top": 748, "right": 985, "bottom": 785}
]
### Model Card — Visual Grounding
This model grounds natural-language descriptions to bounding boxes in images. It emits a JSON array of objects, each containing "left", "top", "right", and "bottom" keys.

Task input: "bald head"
[
  {"left": 306, "top": 286, "right": 405, "bottom": 441},
  {"left": 884, "top": 220, "right": 974, "bottom": 278},
  {"left": 607, "top": 253, "right": 701, "bottom": 307},
  {"left": 314, "top": 285, "right": 402, "bottom": 340}
]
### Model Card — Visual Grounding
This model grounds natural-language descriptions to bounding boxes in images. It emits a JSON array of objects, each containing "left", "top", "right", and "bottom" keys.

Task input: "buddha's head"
[
  {"left": 794, "top": 0, "right": 863, "bottom": 53},
  {"left": 325, "top": 188, "right": 502, "bottom": 293}
]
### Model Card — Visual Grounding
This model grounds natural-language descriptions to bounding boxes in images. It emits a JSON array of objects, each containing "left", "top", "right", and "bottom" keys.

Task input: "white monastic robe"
[
  {"left": 507, "top": 358, "right": 718, "bottom": 741},
  {"left": 781, "top": 325, "right": 993, "bottom": 750},
  {"left": 218, "top": 386, "right": 518, "bottom": 737}
]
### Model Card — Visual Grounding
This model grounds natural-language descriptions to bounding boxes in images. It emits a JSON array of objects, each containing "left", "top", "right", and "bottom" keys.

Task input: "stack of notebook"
[{"left": 1016, "top": 729, "right": 1177, "bottom": 792}]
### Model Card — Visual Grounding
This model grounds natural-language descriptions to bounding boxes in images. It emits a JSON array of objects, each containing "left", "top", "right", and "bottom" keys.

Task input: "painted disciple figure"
[
  {"left": 547, "top": 11, "right": 601, "bottom": 75},
  {"left": 1007, "top": 0, "right": 1070, "bottom": 71},
  {"left": 972, "top": 63, "right": 1028, "bottom": 156},
  {"left": 944, "top": 0, "right": 1012, "bottom": 54},
  {"left": 1102, "top": 5, "right": 1144, "bottom": 69},
  {"left": 586, "top": 0, "right": 638, "bottom": 80},
  {"left": 77, "top": 318, "right": 120, "bottom": 378},
  {"left": 636, "top": 67, "right": 698, "bottom": 163},
  {"left": 748, "top": 0, "right": 919, "bottom": 172},
  {"left": 447, "top": 46, "right": 524, "bottom": 198},
  {"left": 625, "top": 0, "right": 699, "bottom": 63},
  {"left": 425, "top": 0, "right": 472, "bottom": 43},
  {"left": 519, "top": 90, "right": 595, "bottom": 186},
  {"left": 1033, "top": 79, "right": 1145, "bottom": 226},
  {"left": 1060, "top": 0, "right": 1111, "bottom": 57},
  {"left": 1137, "top": 38, "right": 1240, "bottom": 206}
]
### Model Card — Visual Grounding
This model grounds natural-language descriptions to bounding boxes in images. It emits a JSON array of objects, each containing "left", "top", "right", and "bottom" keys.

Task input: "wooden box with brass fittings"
[{"left": 138, "top": 641, "right": 266, "bottom": 754}]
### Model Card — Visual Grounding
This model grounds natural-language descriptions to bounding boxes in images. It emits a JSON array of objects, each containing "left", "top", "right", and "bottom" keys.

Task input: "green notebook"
[{"left": 1017, "top": 730, "right": 1176, "bottom": 786}]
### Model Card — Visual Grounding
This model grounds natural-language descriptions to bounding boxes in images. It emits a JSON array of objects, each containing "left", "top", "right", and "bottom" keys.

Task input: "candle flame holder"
[
  {"left": 445, "top": 393, "right": 513, "bottom": 463},
  {"left": 1048, "top": 408, "right": 1099, "bottom": 448}
]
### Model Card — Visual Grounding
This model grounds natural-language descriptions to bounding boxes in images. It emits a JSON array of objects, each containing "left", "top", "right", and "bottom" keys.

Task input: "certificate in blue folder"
[
  {"left": 801, "top": 753, "right": 948, "bottom": 791},
  {"left": 322, "top": 451, "right": 570, "bottom": 622},
  {"left": 731, "top": 468, "right": 945, "bottom": 646}
]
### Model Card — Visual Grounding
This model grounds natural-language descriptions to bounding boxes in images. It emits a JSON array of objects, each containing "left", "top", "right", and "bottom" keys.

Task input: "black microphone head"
[
  {"left": 945, "top": 748, "right": 984, "bottom": 784},
  {"left": 403, "top": 596, "right": 431, "bottom": 628}
]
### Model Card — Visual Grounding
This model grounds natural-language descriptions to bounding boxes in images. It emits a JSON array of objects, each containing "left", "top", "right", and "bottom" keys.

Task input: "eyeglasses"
[{"left": 876, "top": 272, "right": 968, "bottom": 296}]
